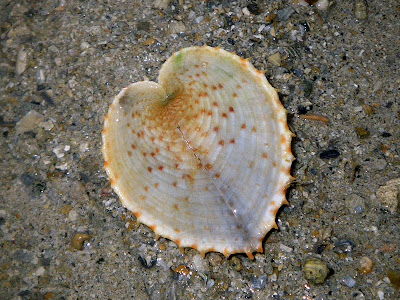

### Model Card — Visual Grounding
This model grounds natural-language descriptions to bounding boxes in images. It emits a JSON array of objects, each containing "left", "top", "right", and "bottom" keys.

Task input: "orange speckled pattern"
[{"left": 102, "top": 46, "right": 294, "bottom": 258}]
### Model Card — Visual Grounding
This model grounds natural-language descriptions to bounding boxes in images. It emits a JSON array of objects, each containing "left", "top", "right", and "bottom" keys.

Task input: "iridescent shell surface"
[{"left": 102, "top": 46, "right": 294, "bottom": 258}]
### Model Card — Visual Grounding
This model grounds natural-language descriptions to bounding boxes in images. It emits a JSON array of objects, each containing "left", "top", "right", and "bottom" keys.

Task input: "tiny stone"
[
  {"left": 276, "top": 6, "right": 295, "bottom": 21},
  {"left": 53, "top": 145, "right": 65, "bottom": 158},
  {"left": 342, "top": 275, "right": 356, "bottom": 288},
  {"left": 303, "top": 258, "right": 330, "bottom": 284},
  {"left": 16, "top": 47, "right": 28, "bottom": 75},
  {"left": 68, "top": 210, "right": 78, "bottom": 221},
  {"left": 206, "top": 279, "right": 215, "bottom": 289},
  {"left": 191, "top": 254, "right": 208, "bottom": 273},
  {"left": 345, "top": 194, "right": 366, "bottom": 214},
  {"left": 334, "top": 240, "right": 355, "bottom": 253},
  {"left": 154, "top": 0, "right": 172, "bottom": 10},
  {"left": 268, "top": 52, "right": 282, "bottom": 67},
  {"left": 315, "top": 0, "right": 329, "bottom": 11},
  {"left": 355, "top": 127, "right": 370, "bottom": 139},
  {"left": 387, "top": 269, "right": 400, "bottom": 289},
  {"left": 279, "top": 243, "right": 293, "bottom": 252},
  {"left": 377, "top": 290, "right": 384, "bottom": 300},
  {"left": 242, "top": 7, "right": 250, "bottom": 16},
  {"left": 319, "top": 149, "right": 340, "bottom": 159},
  {"left": 230, "top": 256, "right": 243, "bottom": 272},
  {"left": 376, "top": 178, "right": 400, "bottom": 213},
  {"left": 247, "top": 2, "right": 261, "bottom": 15},
  {"left": 15, "top": 110, "right": 43, "bottom": 135},
  {"left": 34, "top": 266, "right": 45, "bottom": 276},
  {"left": 71, "top": 233, "right": 91, "bottom": 250},
  {"left": 359, "top": 256, "right": 373, "bottom": 274},
  {"left": 354, "top": 0, "right": 368, "bottom": 20},
  {"left": 251, "top": 274, "right": 268, "bottom": 289},
  {"left": 79, "top": 142, "right": 89, "bottom": 153}
]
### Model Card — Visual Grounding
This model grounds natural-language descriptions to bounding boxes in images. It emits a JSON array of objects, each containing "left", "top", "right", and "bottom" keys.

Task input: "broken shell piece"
[{"left": 102, "top": 46, "right": 294, "bottom": 258}]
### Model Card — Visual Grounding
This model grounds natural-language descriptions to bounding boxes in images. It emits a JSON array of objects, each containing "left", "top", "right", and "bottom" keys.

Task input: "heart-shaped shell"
[{"left": 102, "top": 46, "right": 294, "bottom": 258}]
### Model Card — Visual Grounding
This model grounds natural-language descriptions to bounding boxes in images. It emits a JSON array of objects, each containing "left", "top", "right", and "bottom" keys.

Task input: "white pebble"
[
  {"left": 316, "top": 0, "right": 329, "bottom": 11},
  {"left": 34, "top": 266, "right": 45, "bottom": 276},
  {"left": 242, "top": 7, "right": 250, "bottom": 16},
  {"left": 80, "top": 41, "right": 90, "bottom": 49},
  {"left": 279, "top": 243, "right": 293, "bottom": 252},
  {"left": 16, "top": 47, "right": 28, "bottom": 75},
  {"left": 377, "top": 290, "right": 384, "bottom": 300},
  {"left": 16, "top": 110, "right": 43, "bottom": 134},
  {"left": 68, "top": 210, "right": 78, "bottom": 221},
  {"left": 79, "top": 142, "right": 89, "bottom": 153},
  {"left": 53, "top": 145, "right": 65, "bottom": 158}
]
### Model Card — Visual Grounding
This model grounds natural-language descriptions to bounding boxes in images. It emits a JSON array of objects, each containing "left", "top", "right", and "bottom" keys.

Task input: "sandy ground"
[{"left": 1, "top": 0, "right": 399, "bottom": 299}]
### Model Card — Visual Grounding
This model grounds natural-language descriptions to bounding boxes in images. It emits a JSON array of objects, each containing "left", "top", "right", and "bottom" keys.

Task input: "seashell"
[{"left": 102, "top": 46, "right": 294, "bottom": 259}]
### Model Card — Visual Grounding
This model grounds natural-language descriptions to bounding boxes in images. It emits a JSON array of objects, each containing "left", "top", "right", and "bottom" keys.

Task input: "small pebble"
[
  {"left": 342, "top": 275, "right": 356, "bottom": 288},
  {"left": 174, "top": 265, "right": 191, "bottom": 277},
  {"left": 251, "top": 274, "right": 268, "bottom": 289},
  {"left": 387, "top": 269, "right": 400, "bottom": 289},
  {"left": 359, "top": 256, "right": 373, "bottom": 274},
  {"left": 206, "top": 278, "right": 215, "bottom": 289},
  {"left": 15, "top": 110, "right": 43, "bottom": 135},
  {"left": 16, "top": 47, "right": 28, "bottom": 75},
  {"left": 68, "top": 210, "right": 78, "bottom": 221},
  {"left": 319, "top": 149, "right": 340, "bottom": 159},
  {"left": 303, "top": 258, "right": 330, "bottom": 284},
  {"left": 376, "top": 178, "right": 400, "bottom": 213},
  {"left": 315, "top": 0, "right": 329, "bottom": 11},
  {"left": 354, "top": 0, "right": 368, "bottom": 20},
  {"left": 279, "top": 243, "right": 293, "bottom": 253},
  {"left": 191, "top": 254, "right": 208, "bottom": 273},
  {"left": 154, "top": 0, "right": 172, "bottom": 10},
  {"left": 377, "top": 290, "right": 384, "bottom": 300},
  {"left": 268, "top": 52, "right": 282, "bottom": 67},
  {"left": 345, "top": 194, "right": 366, "bottom": 214},
  {"left": 230, "top": 256, "right": 243, "bottom": 272},
  {"left": 71, "top": 233, "right": 91, "bottom": 250},
  {"left": 334, "top": 240, "right": 355, "bottom": 253},
  {"left": 355, "top": 127, "right": 370, "bottom": 139}
]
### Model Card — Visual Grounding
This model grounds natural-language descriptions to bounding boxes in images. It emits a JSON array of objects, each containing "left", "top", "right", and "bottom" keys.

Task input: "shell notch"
[{"left": 102, "top": 46, "right": 294, "bottom": 259}]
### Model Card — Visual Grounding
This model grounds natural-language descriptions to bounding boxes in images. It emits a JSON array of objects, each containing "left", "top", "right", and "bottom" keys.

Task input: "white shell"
[{"left": 102, "top": 46, "right": 294, "bottom": 258}]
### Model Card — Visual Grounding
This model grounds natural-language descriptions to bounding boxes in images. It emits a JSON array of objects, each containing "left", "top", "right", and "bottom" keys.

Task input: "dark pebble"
[
  {"left": 300, "top": 20, "right": 310, "bottom": 32},
  {"left": 385, "top": 102, "right": 393, "bottom": 108},
  {"left": 138, "top": 255, "right": 156, "bottom": 269},
  {"left": 96, "top": 257, "right": 105, "bottom": 264},
  {"left": 21, "top": 173, "right": 34, "bottom": 187},
  {"left": 18, "top": 290, "right": 31, "bottom": 297},
  {"left": 39, "top": 91, "right": 55, "bottom": 105},
  {"left": 298, "top": 105, "right": 313, "bottom": 115},
  {"left": 381, "top": 132, "right": 391, "bottom": 137},
  {"left": 79, "top": 172, "right": 91, "bottom": 183},
  {"left": 40, "top": 257, "right": 51, "bottom": 266},
  {"left": 302, "top": 80, "right": 313, "bottom": 97},
  {"left": 334, "top": 240, "right": 355, "bottom": 253},
  {"left": 247, "top": 2, "right": 261, "bottom": 15},
  {"left": 37, "top": 84, "right": 45, "bottom": 91},
  {"left": 293, "top": 69, "right": 304, "bottom": 77},
  {"left": 319, "top": 150, "right": 340, "bottom": 159},
  {"left": 314, "top": 243, "right": 327, "bottom": 254},
  {"left": 224, "top": 15, "right": 234, "bottom": 27}
]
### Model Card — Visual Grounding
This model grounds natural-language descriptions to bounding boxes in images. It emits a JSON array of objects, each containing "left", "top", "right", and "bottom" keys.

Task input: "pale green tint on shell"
[{"left": 102, "top": 46, "right": 294, "bottom": 258}]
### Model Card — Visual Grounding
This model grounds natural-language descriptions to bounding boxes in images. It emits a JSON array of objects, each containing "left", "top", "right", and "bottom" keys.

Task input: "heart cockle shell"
[{"left": 102, "top": 46, "right": 294, "bottom": 259}]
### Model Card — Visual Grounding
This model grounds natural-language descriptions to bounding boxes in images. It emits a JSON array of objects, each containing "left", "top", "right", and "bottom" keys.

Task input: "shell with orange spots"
[{"left": 102, "top": 46, "right": 294, "bottom": 259}]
